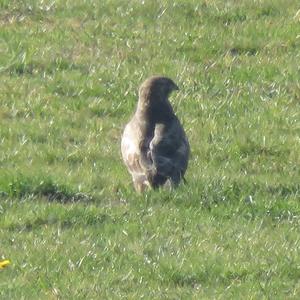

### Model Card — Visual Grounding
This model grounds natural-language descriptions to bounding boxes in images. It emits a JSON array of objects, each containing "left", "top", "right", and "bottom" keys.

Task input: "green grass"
[{"left": 0, "top": 0, "right": 300, "bottom": 298}]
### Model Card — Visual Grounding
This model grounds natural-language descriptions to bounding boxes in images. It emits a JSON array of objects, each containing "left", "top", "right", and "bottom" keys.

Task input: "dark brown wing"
[{"left": 147, "top": 117, "right": 189, "bottom": 187}]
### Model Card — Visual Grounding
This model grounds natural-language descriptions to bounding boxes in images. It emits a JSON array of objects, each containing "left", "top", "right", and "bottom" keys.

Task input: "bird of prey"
[{"left": 121, "top": 76, "right": 190, "bottom": 192}]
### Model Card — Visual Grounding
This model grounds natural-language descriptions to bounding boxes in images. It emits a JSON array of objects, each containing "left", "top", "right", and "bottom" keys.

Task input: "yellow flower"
[{"left": 0, "top": 260, "right": 10, "bottom": 269}]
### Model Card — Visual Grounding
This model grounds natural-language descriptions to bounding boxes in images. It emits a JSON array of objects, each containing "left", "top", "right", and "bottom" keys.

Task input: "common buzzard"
[{"left": 121, "top": 76, "right": 190, "bottom": 192}]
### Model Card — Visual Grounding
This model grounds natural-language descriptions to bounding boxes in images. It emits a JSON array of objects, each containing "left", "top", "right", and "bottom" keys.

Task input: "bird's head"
[{"left": 138, "top": 76, "right": 179, "bottom": 103}]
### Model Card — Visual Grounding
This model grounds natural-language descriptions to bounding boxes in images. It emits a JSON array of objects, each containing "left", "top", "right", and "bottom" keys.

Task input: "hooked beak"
[{"left": 173, "top": 83, "right": 179, "bottom": 91}]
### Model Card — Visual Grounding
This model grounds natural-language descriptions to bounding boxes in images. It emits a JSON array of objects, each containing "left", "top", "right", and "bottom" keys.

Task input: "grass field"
[{"left": 1, "top": 0, "right": 300, "bottom": 298}]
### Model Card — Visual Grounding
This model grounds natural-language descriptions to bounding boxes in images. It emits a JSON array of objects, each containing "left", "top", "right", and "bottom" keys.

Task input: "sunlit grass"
[{"left": 0, "top": 0, "right": 300, "bottom": 298}]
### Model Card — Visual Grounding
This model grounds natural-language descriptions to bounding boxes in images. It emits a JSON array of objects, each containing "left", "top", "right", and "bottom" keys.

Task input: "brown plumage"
[{"left": 121, "top": 76, "right": 190, "bottom": 192}]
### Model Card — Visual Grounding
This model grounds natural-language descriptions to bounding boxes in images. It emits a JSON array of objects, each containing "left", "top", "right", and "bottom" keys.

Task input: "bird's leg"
[
  {"left": 133, "top": 177, "right": 151, "bottom": 193},
  {"left": 163, "top": 179, "right": 173, "bottom": 191}
]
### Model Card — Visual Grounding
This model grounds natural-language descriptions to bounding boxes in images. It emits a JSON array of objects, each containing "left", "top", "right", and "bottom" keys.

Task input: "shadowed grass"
[{"left": 2, "top": 176, "right": 92, "bottom": 203}]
